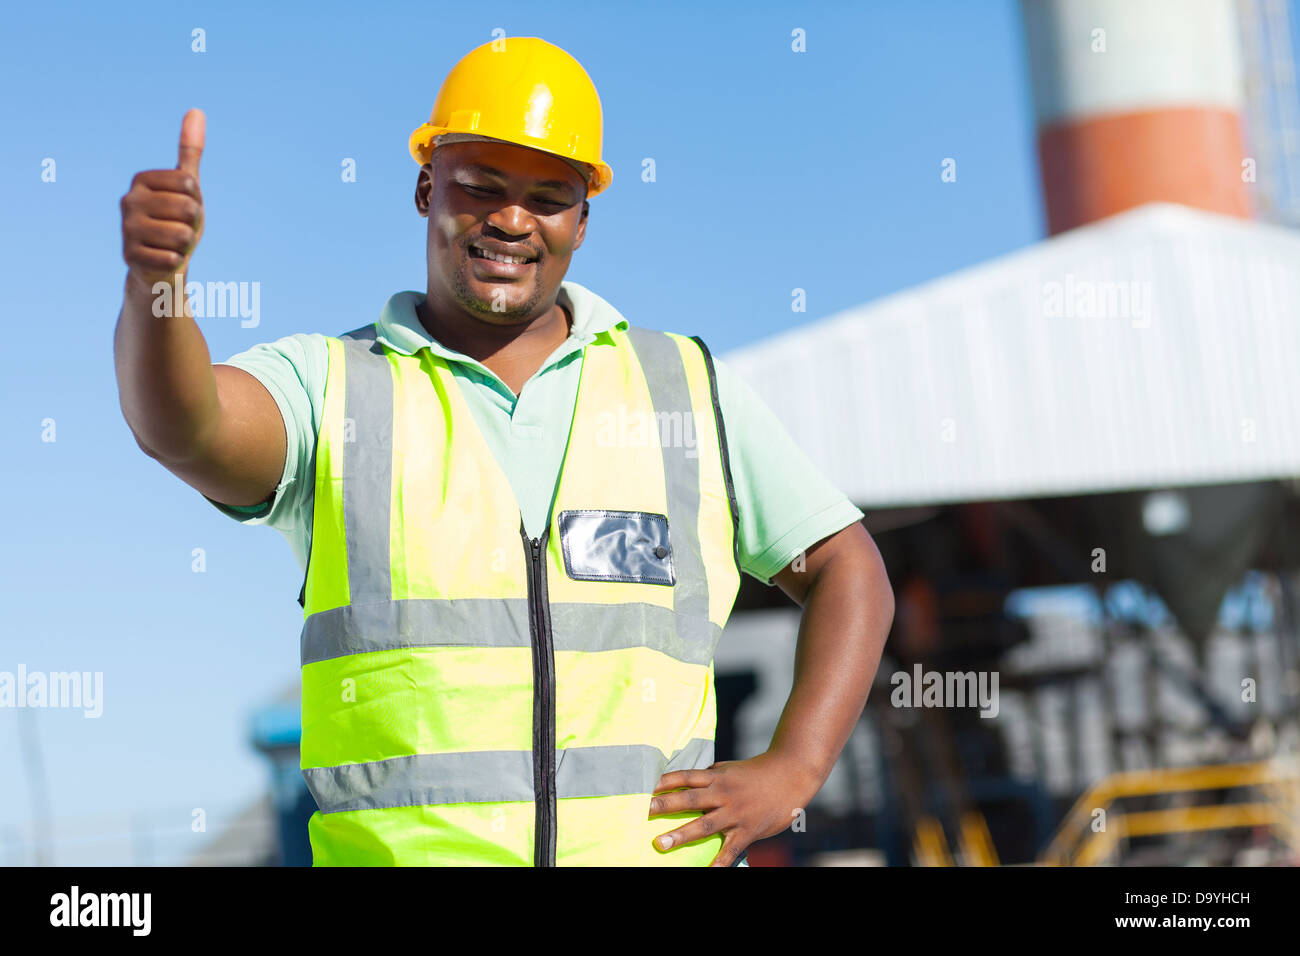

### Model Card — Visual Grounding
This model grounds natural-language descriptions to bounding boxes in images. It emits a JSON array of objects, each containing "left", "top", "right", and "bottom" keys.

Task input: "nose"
[{"left": 483, "top": 200, "right": 538, "bottom": 240}]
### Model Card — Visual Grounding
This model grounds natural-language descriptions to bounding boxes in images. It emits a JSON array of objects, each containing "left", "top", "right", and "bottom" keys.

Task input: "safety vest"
[{"left": 296, "top": 318, "right": 742, "bottom": 865}]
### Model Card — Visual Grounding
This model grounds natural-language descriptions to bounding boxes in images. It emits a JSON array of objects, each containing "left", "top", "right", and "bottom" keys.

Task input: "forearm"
[
  {"left": 765, "top": 548, "right": 894, "bottom": 794},
  {"left": 114, "top": 269, "right": 221, "bottom": 462}
]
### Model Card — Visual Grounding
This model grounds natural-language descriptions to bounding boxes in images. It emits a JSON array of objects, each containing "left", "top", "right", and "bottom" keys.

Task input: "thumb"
[{"left": 177, "top": 108, "right": 205, "bottom": 179}]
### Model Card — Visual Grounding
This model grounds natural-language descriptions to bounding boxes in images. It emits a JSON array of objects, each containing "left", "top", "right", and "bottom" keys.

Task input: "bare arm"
[
  {"left": 649, "top": 519, "right": 894, "bottom": 864},
  {"left": 766, "top": 520, "right": 895, "bottom": 788},
  {"left": 114, "top": 109, "right": 285, "bottom": 509}
]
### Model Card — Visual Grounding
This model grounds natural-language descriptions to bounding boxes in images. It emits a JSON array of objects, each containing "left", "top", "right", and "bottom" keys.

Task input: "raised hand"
[{"left": 120, "top": 109, "right": 206, "bottom": 292}]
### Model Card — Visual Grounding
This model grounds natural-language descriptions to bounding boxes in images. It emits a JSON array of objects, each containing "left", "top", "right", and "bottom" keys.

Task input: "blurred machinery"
[
  {"left": 249, "top": 692, "right": 314, "bottom": 867},
  {"left": 719, "top": 492, "right": 1300, "bottom": 866}
]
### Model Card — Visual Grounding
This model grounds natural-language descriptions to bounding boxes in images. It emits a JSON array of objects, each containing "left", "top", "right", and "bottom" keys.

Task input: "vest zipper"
[{"left": 523, "top": 526, "right": 557, "bottom": 867}]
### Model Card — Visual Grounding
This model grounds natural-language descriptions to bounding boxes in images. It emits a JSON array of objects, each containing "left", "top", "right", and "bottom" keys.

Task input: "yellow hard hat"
[{"left": 409, "top": 36, "right": 613, "bottom": 197}]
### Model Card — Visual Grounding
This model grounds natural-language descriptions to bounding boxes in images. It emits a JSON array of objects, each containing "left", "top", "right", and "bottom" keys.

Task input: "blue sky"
[{"left": 0, "top": 0, "right": 1049, "bottom": 862}]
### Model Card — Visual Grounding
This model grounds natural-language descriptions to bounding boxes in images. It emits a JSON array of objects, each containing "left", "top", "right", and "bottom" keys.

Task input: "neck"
[{"left": 417, "top": 293, "right": 572, "bottom": 367}]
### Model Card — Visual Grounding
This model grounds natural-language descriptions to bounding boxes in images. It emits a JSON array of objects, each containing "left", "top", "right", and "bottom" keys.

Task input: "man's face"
[{"left": 416, "top": 139, "right": 589, "bottom": 323}]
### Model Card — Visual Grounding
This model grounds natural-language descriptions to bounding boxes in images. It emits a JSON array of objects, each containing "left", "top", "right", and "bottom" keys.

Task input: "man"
[{"left": 114, "top": 37, "right": 894, "bottom": 867}]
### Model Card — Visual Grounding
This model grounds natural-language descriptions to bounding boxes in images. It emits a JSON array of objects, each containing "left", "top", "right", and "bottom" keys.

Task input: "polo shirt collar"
[{"left": 372, "top": 280, "right": 629, "bottom": 367}]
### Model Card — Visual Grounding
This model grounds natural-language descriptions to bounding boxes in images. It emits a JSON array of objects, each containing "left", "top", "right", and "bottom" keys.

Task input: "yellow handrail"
[
  {"left": 912, "top": 816, "right": 954, "bottom": 866},
  {"left": 1075, "top": 802, "right": 1283, "bottom": 866},
  {"left": 959, "top": 810, "right": 1000, "bottom": 866},
  {"left": 1042, "top": 757, "right": 1300, "bottom": 866}
]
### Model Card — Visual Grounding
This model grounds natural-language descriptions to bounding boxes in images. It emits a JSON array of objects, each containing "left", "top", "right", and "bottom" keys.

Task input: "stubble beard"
[{"left": 450, "top": 257, "right": 546, "bottom": 324}]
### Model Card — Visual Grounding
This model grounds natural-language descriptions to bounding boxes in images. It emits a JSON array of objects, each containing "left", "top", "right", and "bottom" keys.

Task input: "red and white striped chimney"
[{"left": 1022, "top": 0, "right": 1252, "bottom": 235}]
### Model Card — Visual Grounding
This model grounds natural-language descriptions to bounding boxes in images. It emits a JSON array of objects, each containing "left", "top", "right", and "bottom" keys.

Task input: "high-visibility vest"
[{"left": 296, "top": 319, "right": 742, "bottom": 865}]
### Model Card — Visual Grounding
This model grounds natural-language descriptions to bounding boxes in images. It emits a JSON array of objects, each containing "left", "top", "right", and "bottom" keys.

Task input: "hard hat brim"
[{"left": 409, "top": 123, "right": 612, "bottom": 197}]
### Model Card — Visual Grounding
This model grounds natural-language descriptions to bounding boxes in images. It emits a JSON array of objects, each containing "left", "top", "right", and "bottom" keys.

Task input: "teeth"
[{"left": 475, "top": 247, "right": 531, "bottom": 265}]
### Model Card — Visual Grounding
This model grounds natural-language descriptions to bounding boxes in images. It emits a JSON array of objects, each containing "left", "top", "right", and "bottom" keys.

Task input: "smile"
[{"left": 469, "top": 245, "right": 537, "bottom": 265}]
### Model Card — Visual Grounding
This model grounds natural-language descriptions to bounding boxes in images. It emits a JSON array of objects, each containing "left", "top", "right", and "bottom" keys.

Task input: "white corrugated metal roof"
[{"left": 721, "top": 203, "right": 1300, "bottom": 508}]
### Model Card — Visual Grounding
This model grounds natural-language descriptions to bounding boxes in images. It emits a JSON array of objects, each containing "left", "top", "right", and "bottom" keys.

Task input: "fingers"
[
  {"left": 648, "top": 785, "right": 719, "bottom": 817},
  {"left": 124, "top": 190, "right": 203, "bottom": 227},
  {"left": 647, "top": 766, "right": 750, "bottom": 863},
  {"left": 123, "top": 246, "right": 185, "bottom": 281},
  {"left": 708, "top": 835, "right": 746, "bottom": 868},
  {"left": 121, "top": 184, "right": 203, "bottom": 281},
  {"left": 653, "top": 808, "right": 728, "bottom": 852},
  {"left": 177, "top": 108, "right": 205, "bottom": 179},
  {"left": 129, "top": 168, "right": 201, "bottom": 201},
  {"left": 122, "top": 211, "right": 199, "bottom": 282},
  {"left": 121, "top": 112, "right": 207, "bottom": 286},
  {"left": 653, "top": 770, "right": 714, "bottom": 794},
  {"left": 652, "top": 809, "right": 747, "bottom": 866},
  {"left": 124, "top": 215, "right": 200, "bottom": 254}
]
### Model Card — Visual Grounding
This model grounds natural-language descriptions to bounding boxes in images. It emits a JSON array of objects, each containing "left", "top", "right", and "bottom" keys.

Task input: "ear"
[
  {"left": 415, "top": 165, "right": 433, "bottom": 218},
  {"left": 573, "top": 199, "right": 589, "bottom": 251}
]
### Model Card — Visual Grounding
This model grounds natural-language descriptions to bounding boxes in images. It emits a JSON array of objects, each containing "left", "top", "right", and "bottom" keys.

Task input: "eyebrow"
[{"left": 460, "top": 162, "right": 579, "bottom": 194}]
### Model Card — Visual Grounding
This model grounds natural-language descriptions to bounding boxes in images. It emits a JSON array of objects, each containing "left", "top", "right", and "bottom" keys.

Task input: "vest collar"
[{"left": 371, "top": 280, "right": 631, "bottom": 371}]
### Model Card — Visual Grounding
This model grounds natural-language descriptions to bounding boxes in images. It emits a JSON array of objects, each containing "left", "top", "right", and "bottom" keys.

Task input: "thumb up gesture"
[{"left": 120, "top": 109, "right": 206, "bottom": 291}]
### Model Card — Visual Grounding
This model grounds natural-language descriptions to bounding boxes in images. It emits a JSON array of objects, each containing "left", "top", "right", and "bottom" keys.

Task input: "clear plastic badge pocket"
[{"left": 557, "top": 510, "right": 675, "bottom": 586}]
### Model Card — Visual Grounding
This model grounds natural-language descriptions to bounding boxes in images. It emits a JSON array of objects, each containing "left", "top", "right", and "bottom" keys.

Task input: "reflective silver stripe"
[
  {"left": 623, "top": 327, "right": 710, "bottom": 624},
  {"left": 546, "top": 603, "right": 717, "bottom": 662},
  {"left": 303, "top": 750, "right": 534, "bottom": 812},
  {"left": 303, "top": 738, "right": 714, "bottom": 813},
  {"left": 557, "top": 737, "right": 714, "bottom": 799},
  {"left": 301, "top": 598, "right": 531, "bottom": 665},
  {"left": 339, "top": 326, "right": 394, "bottom": 605},
  {"left": 301, "top": 599, "right": 721, "bottom": 666}
]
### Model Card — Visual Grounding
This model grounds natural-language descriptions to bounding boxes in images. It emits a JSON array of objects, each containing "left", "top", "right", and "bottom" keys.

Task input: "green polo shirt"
[{"left": 207, "top": 279, "right": 863, "bottom": 586}]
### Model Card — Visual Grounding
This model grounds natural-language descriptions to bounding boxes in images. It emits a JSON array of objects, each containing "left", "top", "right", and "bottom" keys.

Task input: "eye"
[{"left": 461, "top": 183, "right": 498, "bottom": 197}]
